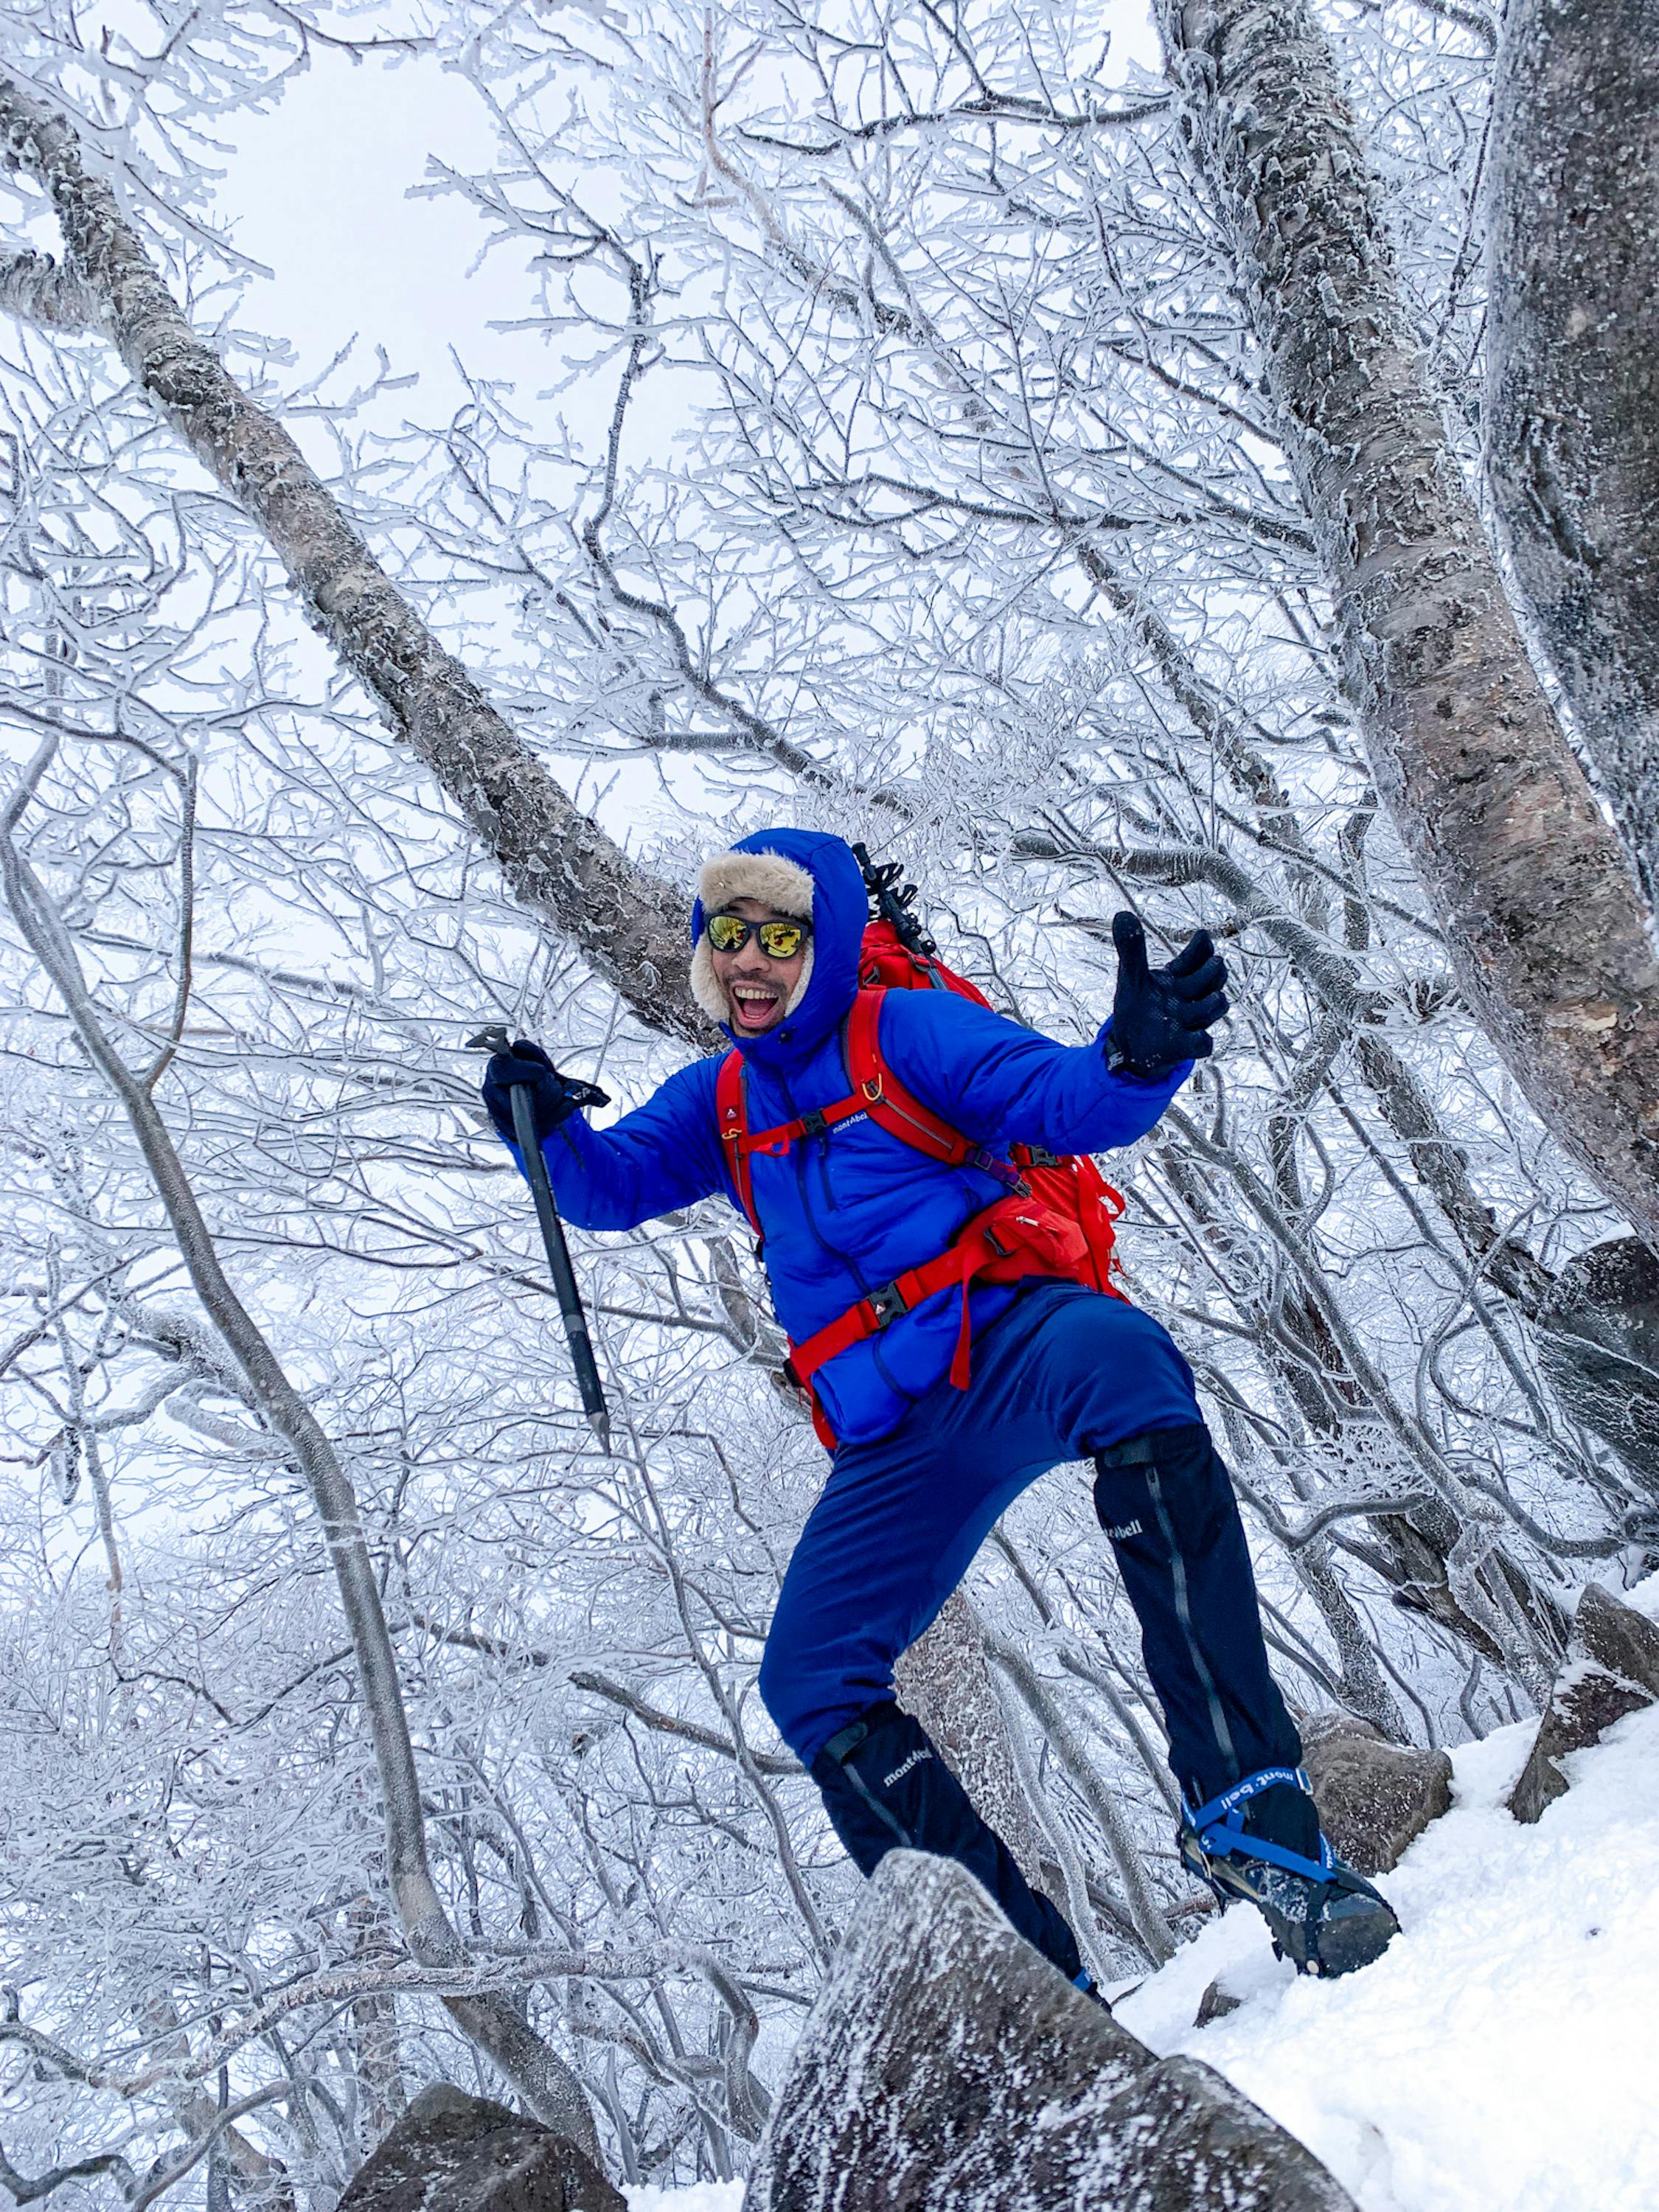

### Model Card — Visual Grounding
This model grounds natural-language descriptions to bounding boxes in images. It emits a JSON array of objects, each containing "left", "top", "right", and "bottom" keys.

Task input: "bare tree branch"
[
  {"left": 0, "top": 762, "right": 601, "bottom": 2158},
  {"left": 0, "top": 2141, "right": 135, "bottom": 2205},
  {"left": 0, "top": 74, "right": 706, "bottom": 1047},
  {"left": 0, "top": 247, "right": 100, "bottom": 332}
]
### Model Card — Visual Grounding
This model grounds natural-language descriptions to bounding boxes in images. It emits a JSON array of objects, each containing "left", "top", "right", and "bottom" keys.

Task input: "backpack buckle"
[
  {"left": 866, "top": 1281, "right": 909, "bottom": 1329},
  {"left": 966, "top": 1143, "right": 1030, "bottom": 1196},
  {"left": 800, "top": 1108, "right": 829, "bottom": 1139}
]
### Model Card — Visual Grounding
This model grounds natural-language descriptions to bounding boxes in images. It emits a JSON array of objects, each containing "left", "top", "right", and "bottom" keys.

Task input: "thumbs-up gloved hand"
[
  {"left": 481, "top": 1039, "right": 611, "bottom": 1147},
  {"left": 1105, "top": 913, "right": 1229, "bottom": 1082}
]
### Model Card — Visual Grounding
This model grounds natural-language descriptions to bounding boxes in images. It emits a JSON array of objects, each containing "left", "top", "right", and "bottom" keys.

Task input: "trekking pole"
[
  {"left": 468, "top": 1025, "right": 612, "bottom": 1452},
  {"left": 851, "top": 841, "right": 937, "bottom": 959}
]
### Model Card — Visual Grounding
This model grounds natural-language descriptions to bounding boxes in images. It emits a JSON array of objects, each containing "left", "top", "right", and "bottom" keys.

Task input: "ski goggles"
[{"left": 705, "top": 913, "right": 811, "bottom": 959}]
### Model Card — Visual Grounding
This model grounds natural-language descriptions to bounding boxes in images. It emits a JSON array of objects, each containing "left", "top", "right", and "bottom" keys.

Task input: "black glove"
[
  {"left": 481, "top": 1039, "right": 611, "bottom": 1147},
  {"left": 1105, "top": 912, "right": 1229, "bottom": 1081}
]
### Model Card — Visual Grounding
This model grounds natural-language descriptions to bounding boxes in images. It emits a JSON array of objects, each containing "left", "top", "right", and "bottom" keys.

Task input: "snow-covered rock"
[
  {"left": 1509, "top": 1582, "right": 1659, "bottom": 1823},
  {"left": 338, "top": 2084, "right": 625, "bottom": 2212},
  {"left": 744, "top": 1849, "right": 1355, "bottom": 2211},
  {"left": 1302, "top": 1714, "right": 1453, "bottom": 1874},
  {"left": 1119, "top": 1702, "right": 1659, "bottom": 2212}
]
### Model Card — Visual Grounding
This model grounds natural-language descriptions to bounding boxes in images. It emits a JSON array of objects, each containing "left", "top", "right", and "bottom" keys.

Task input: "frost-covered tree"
[{"left": 1, "top": 0, "right": 1656, "bottom": 2198}]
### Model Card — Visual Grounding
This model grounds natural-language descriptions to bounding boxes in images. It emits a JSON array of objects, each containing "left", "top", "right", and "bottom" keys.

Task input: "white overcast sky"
[
  {"left": 220, "top": 4, "right": 1161, "bottom": 423},
  {"left": 226, "top": 49, "right": 565, "bottom": 418}
]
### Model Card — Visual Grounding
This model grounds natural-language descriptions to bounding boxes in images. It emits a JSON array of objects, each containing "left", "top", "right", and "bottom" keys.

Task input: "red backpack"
[{"left": 715, "top": 914, "right": 1127, "bottom": 1446}]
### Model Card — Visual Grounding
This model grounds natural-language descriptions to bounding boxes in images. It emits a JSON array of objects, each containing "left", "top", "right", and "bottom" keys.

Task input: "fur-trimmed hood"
[
  {"left": 689, "top": 829, "right": 869, "bottom": 1069},
  {"left": 690, "top": 848, "right": 817, "bottom": 1024},
  {"left": 696, "top": 847, "right": 815, "bottom": 923}
]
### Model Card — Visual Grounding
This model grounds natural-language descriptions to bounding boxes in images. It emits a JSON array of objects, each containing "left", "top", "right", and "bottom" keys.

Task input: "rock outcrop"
[
  {"left": 337, "top": 2083, "right": 625, "bottom": 2212},
  {"left": 1535, "top": 1238, "right": 1659, "bottom": 1495},
  {"left": 1301, "top": 1712, "right": 1453, "bottom": 1874},
  {"left": 1509, "top": 1583, "right": 1659, "bottom": 1825},
  {"left": 743, "top": 1850, "right": 1355, "bottom": 2211}
]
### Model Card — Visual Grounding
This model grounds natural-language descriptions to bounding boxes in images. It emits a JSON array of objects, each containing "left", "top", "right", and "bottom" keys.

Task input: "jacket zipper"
[{"left": 771, "top": 1062, "right": 874, "bottom": 1298}]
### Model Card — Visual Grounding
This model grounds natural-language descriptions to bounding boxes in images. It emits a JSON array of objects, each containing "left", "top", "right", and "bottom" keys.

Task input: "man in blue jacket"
[{"left": 484, "top": 828, "right": 1398, "bottom": 1983}]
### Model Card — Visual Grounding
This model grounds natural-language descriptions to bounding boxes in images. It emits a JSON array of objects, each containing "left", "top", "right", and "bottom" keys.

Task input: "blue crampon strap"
[{"left": 1183, "top": 1765, "right": 1338, "bottom": 1884}]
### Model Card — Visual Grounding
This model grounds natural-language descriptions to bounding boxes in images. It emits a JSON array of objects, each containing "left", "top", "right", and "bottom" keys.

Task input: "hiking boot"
[{"left": 1180, "top": 1766, "right": 1400, "bottom": 1979}]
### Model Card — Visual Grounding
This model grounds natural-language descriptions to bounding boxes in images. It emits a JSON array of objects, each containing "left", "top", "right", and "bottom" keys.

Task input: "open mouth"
[{"left": 729, "top": 984, "right": 782, "bottom": 1032}]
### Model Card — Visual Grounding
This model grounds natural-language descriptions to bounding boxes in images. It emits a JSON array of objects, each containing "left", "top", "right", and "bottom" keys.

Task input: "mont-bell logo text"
[
  {"left": 883, "top": 1747, "right": 933, "bottom": 1787},
  {"left": 1104, "top": 1518, "right": 1144, "bottom": 1543}
]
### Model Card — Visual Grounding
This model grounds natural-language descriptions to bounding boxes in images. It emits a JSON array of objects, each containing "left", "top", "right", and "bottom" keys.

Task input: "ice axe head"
[{"left": 467, "top": 1023, "right": 513, "bottom": 1054}]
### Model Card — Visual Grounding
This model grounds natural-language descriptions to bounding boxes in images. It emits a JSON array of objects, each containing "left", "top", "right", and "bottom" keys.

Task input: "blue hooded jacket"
[{"left": 528, "top": 829, "right": 1189, "bottom": 1447}]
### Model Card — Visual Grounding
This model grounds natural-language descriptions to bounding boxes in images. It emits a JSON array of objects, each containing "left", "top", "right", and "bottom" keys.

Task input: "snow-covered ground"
[
  {"left": 1119, "top": 1700, "right": 1659, "bottom": 2212},
  {"left": 624, "top": 2187, "right": 745, "bottom": 2212},
  {"left": 625, "top": 1624, "right": 1659, "bottom": 2212}
]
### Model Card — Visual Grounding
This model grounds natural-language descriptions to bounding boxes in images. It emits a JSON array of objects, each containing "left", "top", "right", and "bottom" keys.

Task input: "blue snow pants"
[{"left": 759, "top": 1280, "right": 1302, "bottom": 1816}]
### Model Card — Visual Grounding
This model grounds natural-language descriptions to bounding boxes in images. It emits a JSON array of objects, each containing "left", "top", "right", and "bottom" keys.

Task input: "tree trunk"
[
  {"left": 1486, "top": 0, "right": 1659, "bottom": 913},
  {"left": 984, "top": 1632, "right": 1175, "bottom": 1965},
  {"left": 0, "top": 76, "right": 703, "bottom": 1048},
  {"left": 349, "top": 1896, "right": 410, "bottom": 2152},
  {"left": 1158, "top": 0, "right": 1659, "bottom": 1249},
  {"left": 1535, "top": 1237, "right": 1659, "bottom": 1499}
]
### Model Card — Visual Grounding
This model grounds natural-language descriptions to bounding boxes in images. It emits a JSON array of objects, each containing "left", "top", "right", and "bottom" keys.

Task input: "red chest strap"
[
  {"left": 715, "top": 990, "right": 1026, "bottom": 1237},
  {"left": 736, "top": 1086, "right": 877, "bottom": 1159},
  {"left": 844, "top": 990, "right": 1027, "bottom": 1189}
]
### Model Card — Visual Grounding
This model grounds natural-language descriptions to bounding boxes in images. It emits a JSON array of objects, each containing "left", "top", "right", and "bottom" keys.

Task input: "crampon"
[{"left": 1180, "top": 1766, "right": 1400, "bottom": 1980}]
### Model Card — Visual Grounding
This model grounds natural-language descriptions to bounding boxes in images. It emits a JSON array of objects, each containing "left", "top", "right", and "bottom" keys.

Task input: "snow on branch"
[
  {"left": 1158, "top": 0, "right": 1659, "bottom": 1248},
  {"left": 0, "top": 74, "right": 706, "bottom": 1048},
  {"left": 0, "top": 248, "right": 100, "bottom": 333}
]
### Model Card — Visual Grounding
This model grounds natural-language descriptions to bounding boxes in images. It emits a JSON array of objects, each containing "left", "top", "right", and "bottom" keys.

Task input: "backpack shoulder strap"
[
  {"left": 844, "top": 986, "right": 884, "bottom": 1085},
  {"left": 846, "top": 989, "right": 1027, "bottom": 1192},
  {"left": 715, "top": 1049, "right": 762, "bottom": 1234}
]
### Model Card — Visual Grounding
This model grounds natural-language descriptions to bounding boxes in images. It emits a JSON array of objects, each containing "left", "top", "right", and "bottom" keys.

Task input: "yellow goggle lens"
[{"left": 707, "top": 914, "right": 807, "bottom": 959}]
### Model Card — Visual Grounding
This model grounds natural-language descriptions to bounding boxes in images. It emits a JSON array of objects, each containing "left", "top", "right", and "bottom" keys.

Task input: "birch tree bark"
[
  {"left": 1486, "top": 0, "right": 1659, "bottom": 912},
  {"left": 1158, "top": 0, "right": 1659, "bottom": 1249},
  {"left": 1536, "top": 1238, "right": 1659, "bottom": 1498}
]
